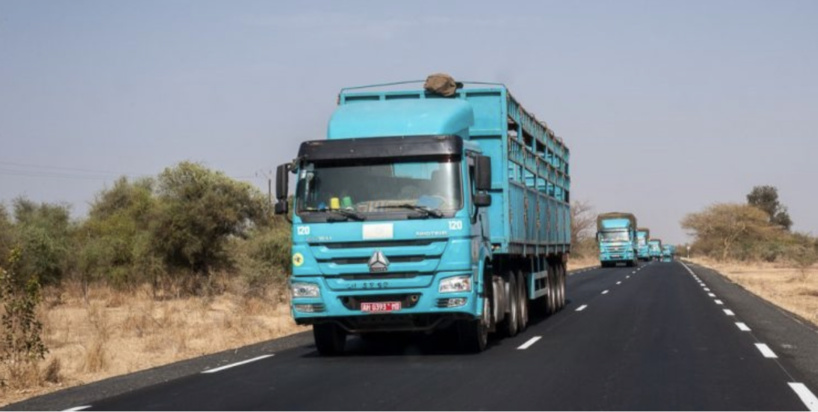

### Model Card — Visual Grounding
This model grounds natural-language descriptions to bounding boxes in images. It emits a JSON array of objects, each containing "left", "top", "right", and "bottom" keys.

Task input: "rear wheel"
[
  {"left": 557, "top": 262, "right": 567, "bottom": 309},
  {"left": 548, "top": 262, "right": 559, "bottom": 314},
  {"left": 516, "top": 270, "right": 528, "bottom": 332},
  {"left": 499, "top": 272, "right": 519, "bottom": 337},
  {"left": 313, "top": 323, "right": 347, "bottom": 356}
]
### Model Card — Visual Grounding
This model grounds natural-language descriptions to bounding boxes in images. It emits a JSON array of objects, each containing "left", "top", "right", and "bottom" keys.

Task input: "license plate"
[{"left": 361, "top": 301, "right": 401, "bottom": 313}]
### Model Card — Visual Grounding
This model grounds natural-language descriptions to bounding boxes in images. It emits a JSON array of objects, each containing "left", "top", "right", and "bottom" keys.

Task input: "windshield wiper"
[
  {"left": 375, "top": 204, "right": 444, "bottom": 218},
  {"left": 324, "top": 209, "right": 366, "bottom": 222}
]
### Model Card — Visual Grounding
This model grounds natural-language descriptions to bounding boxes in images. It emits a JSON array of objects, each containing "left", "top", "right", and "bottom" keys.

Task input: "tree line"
[
  {"left": 682, "top": 185, "right": 817, "bottom": 266},
  {"left": 0, "top": 161, "right": 292, "bottom": 293}
]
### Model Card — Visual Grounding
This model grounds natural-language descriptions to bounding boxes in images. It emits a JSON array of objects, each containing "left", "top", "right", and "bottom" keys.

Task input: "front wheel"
[
  {"left": 458, "top": 296, "right": 490, "bottom": 353},
  {"left": 313, "top": 323, "right": 347, "bottom": 356}
]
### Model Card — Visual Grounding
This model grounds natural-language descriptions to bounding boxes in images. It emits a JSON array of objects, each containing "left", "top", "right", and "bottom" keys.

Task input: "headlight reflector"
[
  {"left": 291, "top": 282, "right": 320, "bottom": 298},
  {"left": 439, "top": 275, "right": 472, "bottom": 293}
]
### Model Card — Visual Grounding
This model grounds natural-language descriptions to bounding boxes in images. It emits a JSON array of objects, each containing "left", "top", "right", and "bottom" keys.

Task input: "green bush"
[
  {"left": 9, "top": 198, "right": 73, "bottom": 285},
  {"left": 0, "top": 249, "right": 47, "bottom": 386},
  {"left": 151, "top": 162, "right": 272, "bottom": 276}
]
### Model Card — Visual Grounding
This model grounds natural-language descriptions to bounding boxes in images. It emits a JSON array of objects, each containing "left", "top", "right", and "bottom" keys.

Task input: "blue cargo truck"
[
  {"left": 274, "top": 74, "right": 571, "bottom": 354},
  {"left": 662, "top": 244, "right": 675, "bottom": 262},
  {"left": 636, "top": 228, "right": 651, "bottom": 261},
  {"left": 596, "top": 212, "right": 638, "bottom": 267},
  {"left": 648, "top": 239, "right": 663, "bottom": 261}
]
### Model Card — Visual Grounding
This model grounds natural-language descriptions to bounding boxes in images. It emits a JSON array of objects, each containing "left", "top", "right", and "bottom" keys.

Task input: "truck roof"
[{"left": 597, "top": 212, "right": 637, "bottom": 230}]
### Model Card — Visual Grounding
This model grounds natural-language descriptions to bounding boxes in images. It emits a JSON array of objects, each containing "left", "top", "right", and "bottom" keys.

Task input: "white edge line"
[
  {"left": 576, "top": 304, "right": 588, "bottom": 312},
  {"left": 736, "top": 322, "right": 751, "bottom": 331},
  {"left": 755, "top": 343, "right": 778, "bottom": 358},
  {"left": 202, "top": 354, "right": 274, "bottom": 374},
  {"left": 789, "top": 382, "right": 818, "bottom": 411},
  {"left": 62, "top": 407, "right": 91, "bottom": 412},
  {"left": 517, "top": 336, "right": 542, "bottom": 350}
]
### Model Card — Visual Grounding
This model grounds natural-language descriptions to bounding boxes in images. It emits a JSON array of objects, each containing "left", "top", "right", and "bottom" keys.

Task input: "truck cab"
[
  {"left": 636, "top": 228, "right": 650, "bottom": 261},
  {"left": 648, "top": 239, "right": 663, "bottom": 261},
  {"left": 597, "top": 212, "right": 638, "bottom": 267},
  {"left": 661, "top": 244, "right": 675, "bottom": 262}
]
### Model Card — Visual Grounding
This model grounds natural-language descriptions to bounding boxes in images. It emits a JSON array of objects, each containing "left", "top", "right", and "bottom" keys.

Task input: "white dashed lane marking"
[
  {"left": 201, "top": 355, "right": 274, "bottom": 374},
  {"left": 62, "top": 406, "right": 91, "bottom": 412},
  {"left": 708, "top": 293, "right": 716, "bottom": 297},
  {"left": 616, "top": 281, "right": 621, "bottom": 285},
  {"left": 736, "top": 322, "right": 751, "bottom": 331},
  {"left": 576, "top": 304, "right": 588, "bottom": 312},
  {"left": 789, "top": 382, "right": 818, "bottom": 411},
  {"left": 601, "top": 290, "right": 609, "bottom": 295},
  {"left": 755, "top": 343, "right": 778, "bottom": 358},
  {"left": 517, "top": 336, "right": 542, "bottom": 350},
  {"left": 724, "top": 309, "right": 735, "bottom": 316}
]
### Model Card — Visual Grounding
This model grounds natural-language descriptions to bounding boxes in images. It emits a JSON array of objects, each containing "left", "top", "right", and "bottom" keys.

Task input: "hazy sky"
[{"left": 2, "top": 0, "right": 816, "bottom": 244}]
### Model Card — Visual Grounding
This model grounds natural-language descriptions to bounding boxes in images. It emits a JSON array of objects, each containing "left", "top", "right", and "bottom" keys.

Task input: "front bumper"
[{"left": 290, "top": 273, "right": 480, "bottom": 332}]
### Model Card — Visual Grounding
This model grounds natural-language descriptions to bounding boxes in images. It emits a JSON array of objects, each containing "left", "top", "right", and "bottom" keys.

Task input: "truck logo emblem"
[{"left": 368, "top": 250, "right": 389, "bottom": 273}]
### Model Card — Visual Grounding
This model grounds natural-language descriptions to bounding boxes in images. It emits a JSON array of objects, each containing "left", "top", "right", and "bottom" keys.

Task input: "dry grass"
[
  {"left": 0, "top": 279, "right": 307, "bottom": 407},
  {"left": 568, "top": 256, "right": 599, "bottom": 272},
  {"left": 689, "top": 257, "right": 818, "bottom": 326}
]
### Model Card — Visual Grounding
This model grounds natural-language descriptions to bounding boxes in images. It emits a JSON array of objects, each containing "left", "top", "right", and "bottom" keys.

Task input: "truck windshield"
[
  {"left": 295, "top": 158, "right": 462, "bottom": 221},
  {"left": 600, "top": 231, "right": 630, "bottom": 242},
  {"left": 637, "top": 237, "right": 647, "bottom": 246}
]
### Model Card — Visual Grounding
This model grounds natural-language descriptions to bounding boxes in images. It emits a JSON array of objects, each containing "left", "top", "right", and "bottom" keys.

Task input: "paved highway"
[{"left": 8, "top": 261, "right": 818, "bottom": 411}]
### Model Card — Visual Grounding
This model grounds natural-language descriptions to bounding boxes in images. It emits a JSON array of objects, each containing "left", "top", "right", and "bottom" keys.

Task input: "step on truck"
[
  {"left": 274, "top": 74, "right": 571, "bottom": 354},
  {"left": 597, "top": 212, "right": 638, "bottom": 267},
  {"left": 649, "top": 239, "right": 663, "bottom": 261},
  {"left": 636, "top": 228, "right": 650, "bottom": 261}
]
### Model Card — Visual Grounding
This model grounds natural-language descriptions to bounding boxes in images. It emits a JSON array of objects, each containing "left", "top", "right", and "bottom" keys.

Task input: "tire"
[
  {"left": 499, "top": 272, "right": 519, "bottom": 337},
  {"left": 557, "top": 262, "right": 567, "bottom": 310},
  {"left": 516, "top": 270, "right": 528, "bottom": 332},
  {"left": 547, "top": 262, "right": 557, "bottom": 315},
  {"left": 313, "top": 323, "right": 347, "bottom": 356},
  {"left": 458, "top": 295, "right": 489, "bottom": 353}
]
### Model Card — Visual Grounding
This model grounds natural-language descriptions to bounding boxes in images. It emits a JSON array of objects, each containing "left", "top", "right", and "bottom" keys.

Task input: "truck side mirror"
[
  {"left": 473, "top": 193, "right": 491, "bottom": 207},
  {"left": 474, "top": 156, "right": 492, "bottom": 191},
  {"left": 276, "top": 163, "right": 290, "bottom": 201},
  {"left": 274, "top": 163, "right": 290, "bottom": 215}
]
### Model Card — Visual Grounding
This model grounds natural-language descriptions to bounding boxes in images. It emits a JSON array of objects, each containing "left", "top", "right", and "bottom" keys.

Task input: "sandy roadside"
[
  {"left": 687, "top": 258, "right": 818, "bottom": 327},
  {"left": 0, "top": 283, "right": 308, "bottom": 407}
]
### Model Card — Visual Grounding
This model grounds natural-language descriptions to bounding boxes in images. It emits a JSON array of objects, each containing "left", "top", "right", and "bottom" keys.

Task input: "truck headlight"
[
  {"left": 291, "top": 282, "right": 320, "bottom": 298},
  {"left": 439, "top": 275, "right": 472, "bottom": 293}
]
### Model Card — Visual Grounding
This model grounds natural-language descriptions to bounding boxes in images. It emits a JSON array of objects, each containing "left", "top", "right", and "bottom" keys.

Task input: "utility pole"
[{"left": 256, "top": 169, "right": 274, "bottom": 203}]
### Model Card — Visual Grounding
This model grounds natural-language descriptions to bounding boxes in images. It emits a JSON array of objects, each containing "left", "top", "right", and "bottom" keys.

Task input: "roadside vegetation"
[
  {"left": 568, "top": 199, "right": 599, "bottom": 270},
  {"left": 682, "top": 185, "right": 818, "bottom": 326},
  {"left": 0, "top": 162, "right": 302, "bottom": 406}
]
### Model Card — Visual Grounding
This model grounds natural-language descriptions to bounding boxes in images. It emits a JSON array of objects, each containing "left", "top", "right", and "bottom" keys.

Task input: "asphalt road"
[{"left": 9, "top": 261, "right": 818, "bottom": 411}]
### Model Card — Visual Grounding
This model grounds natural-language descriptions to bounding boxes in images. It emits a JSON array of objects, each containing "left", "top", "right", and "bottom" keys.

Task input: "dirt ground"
[
  {"left": 689, "top": 257, "right": 818, "bottom": 326},
  {"left": 0, "top": 282, "right": 308, "bottom": 407},
  {"left": 568, "top": 256, "right": 598, "bottom": 271}
]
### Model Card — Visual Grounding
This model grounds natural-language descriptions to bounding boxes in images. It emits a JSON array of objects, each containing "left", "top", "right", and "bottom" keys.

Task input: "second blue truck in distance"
[
  {"left": 275, "top": 74, "right": 571, "bottom": 354},
  {"left": 597, "top": 212, "right": 638, "bottom": 267}
]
